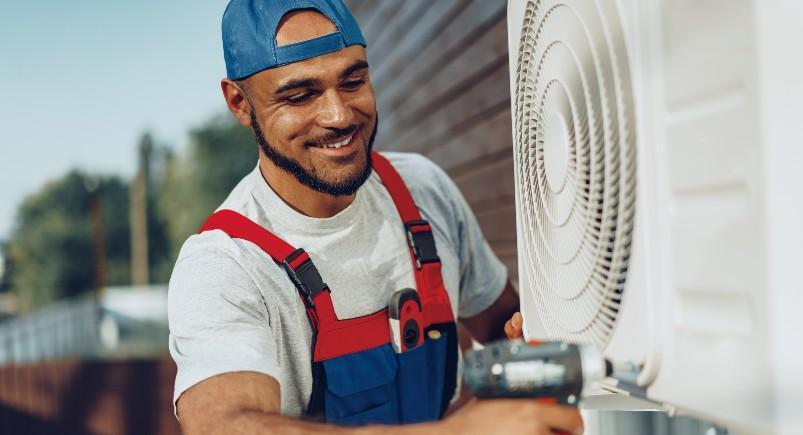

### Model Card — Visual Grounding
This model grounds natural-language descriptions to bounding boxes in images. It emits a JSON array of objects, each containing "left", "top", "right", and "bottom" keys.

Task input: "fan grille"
[{"left": 514, "top": 0, "right": 637, "bottom": 347}]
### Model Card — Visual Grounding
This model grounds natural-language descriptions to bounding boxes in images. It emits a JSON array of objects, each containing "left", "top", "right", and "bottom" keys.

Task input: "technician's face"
[{"left": 242, "top": 12, "right": 377, "bottom": 196}]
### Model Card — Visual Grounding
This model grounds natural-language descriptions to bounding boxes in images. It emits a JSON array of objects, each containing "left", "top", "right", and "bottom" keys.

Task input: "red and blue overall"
[{"left": 200, "top": 152, "right": 459, "bottom": 425}]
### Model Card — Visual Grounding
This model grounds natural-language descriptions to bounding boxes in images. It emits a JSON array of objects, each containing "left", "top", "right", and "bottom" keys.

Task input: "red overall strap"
[
  {"left": 370, "top": 153, "right": 422, "bottom": 224},
  {"left": 371, "top": 152, "right": 455, "bottom": 326},
  {"left": 200, "top": 209, "right": 295, "bottom": 259},
  {"left": 199, "top": 210, "right": 321, "bottom": 331}
]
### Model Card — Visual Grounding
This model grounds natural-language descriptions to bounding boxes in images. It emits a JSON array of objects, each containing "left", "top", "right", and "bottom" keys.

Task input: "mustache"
[{"left": 304, "top": 125, "right": 359, "bottom": 147}]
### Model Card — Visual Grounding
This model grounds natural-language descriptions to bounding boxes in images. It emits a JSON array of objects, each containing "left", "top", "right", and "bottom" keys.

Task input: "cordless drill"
[{"left": 463, "top": 339, "right": 612, "bottom": 405}]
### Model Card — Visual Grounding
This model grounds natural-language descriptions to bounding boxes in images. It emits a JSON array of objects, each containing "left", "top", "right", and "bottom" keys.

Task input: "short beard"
[{"left": 250, "top": 112, "right": 377, "bottom": 197}]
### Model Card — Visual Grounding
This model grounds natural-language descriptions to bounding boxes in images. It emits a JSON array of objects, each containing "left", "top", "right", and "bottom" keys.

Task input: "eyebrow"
[
  {"left": 274, "top": 78, "right": 318, "bottom": 95},
  {"left": 339, "top": 60, "right": 369, "bottom": 80},
  {"left": 273, "top": 60, "right": 370, "bottom": 96}
]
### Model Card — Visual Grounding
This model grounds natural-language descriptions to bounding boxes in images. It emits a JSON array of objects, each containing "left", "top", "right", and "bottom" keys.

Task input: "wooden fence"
[{"left": 0, "top": 358, "right": 179, "bottom": 435}]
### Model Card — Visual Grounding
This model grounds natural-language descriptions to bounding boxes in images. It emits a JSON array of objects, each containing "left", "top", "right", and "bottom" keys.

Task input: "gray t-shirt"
[{"left": 168, "top": 152, "right": 507, "bottom": 417}]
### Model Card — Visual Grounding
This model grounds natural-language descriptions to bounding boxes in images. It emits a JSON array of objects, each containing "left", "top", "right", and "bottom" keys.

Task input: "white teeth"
[{"left": 323, "top": 134, "right": 353, "bottom": 149}]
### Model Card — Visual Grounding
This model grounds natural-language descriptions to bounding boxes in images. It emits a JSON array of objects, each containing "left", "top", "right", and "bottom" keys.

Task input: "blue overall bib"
[{"left": 200, "top": 152, "right": 459, "bottom": 425}]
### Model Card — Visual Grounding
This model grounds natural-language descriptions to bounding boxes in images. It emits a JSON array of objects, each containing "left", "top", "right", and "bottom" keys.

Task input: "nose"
[{"left": 316, "top": 88, "right": 353, "bottom": 130}]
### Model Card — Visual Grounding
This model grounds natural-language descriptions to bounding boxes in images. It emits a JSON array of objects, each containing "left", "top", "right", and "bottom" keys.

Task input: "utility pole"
[
  {"left": 130, "top": 134, "right": 152, "bottom": 286},
  {"left": 88, "top": 182, "right": 107, "bottom": 295},
  {"left": 83, "top": 175, "right": 108, "bottom": 297}
]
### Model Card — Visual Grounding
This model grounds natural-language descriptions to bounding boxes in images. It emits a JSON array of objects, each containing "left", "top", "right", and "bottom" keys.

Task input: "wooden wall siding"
[
  {"left": 0, "top": 358, "right": 180, "bottom": 435},
  {"left": 346, "top": 0, "right": 519, "bottom": 283}
]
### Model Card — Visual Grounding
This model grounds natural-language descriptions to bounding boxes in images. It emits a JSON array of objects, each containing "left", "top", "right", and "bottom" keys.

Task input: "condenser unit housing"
[{"left": 508, "top": 1, "right": 803, "bottom": 433}]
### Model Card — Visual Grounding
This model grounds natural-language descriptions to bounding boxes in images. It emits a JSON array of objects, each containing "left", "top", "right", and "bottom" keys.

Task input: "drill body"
[{"left": 463, "top": 339, "right": 611, "bottom": 406}]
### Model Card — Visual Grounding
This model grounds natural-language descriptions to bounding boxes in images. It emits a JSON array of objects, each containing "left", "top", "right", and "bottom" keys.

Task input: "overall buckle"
[
  {"left": 283, "top": 248, "right": 327, "bottom": 308},
  {"left": 404, "top": 220, "right": 440, "bottom": 269}
]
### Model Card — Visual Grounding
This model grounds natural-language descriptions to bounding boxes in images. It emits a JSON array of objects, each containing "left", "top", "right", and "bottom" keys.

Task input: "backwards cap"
[{"left": 222, "top": 0, "right": 367, "bottom": 80}]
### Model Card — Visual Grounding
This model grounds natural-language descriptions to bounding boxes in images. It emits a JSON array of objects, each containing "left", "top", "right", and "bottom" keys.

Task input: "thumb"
[{"left": 505, "top": 312, "right": 524, "bottom": 339}]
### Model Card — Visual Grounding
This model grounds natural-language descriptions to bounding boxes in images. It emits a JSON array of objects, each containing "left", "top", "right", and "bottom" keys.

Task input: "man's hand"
[
  {"left": 440, "top": 398, "right": 584, "bottom": 435},
  {"left": 504, "top": 311, "right": 524, "bottom": 339}
]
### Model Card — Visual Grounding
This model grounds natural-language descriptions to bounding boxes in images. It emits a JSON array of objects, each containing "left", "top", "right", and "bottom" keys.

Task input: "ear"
[{"left": 221, "top": 78, "right": 253, "bottom": 128}]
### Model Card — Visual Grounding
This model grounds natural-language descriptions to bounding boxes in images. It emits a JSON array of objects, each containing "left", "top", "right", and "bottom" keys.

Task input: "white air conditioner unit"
[{"left": 507, "top": 1, "right": 803, "bottom": 433}]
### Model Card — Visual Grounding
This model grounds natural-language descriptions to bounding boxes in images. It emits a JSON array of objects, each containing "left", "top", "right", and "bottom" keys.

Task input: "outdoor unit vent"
[
  {"left": 513, "top": 0, "right": 636, "bottom": 349},
  {"left": 508, "top": 1, "right": 803, "bottom": 434}
]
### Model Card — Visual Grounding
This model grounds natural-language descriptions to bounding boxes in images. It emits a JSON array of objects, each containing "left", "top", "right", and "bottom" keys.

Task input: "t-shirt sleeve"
[
  {"left": 168, "top": 245, "right": 280, "bottom": 409},
  {"left": 430, "top": 162, "right": 508, "bottom": 319}
]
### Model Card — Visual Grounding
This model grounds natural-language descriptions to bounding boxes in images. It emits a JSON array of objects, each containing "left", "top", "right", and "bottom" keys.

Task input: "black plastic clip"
[
  {"left": 404, "top": 220, "right": 440, "bottom": 269},
  {"left": 283, "top": 248, "right": 327, "bottom": 308}
]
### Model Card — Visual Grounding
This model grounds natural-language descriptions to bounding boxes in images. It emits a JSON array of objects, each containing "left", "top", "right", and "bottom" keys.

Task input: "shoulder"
[
  {"left": 170, "top": 178, "right": 270, "bottom": 305},
  {"left": 168, "top": 229, "right": 270, "bottom": 328},
  {"left": 174, "top": 230, "right": 246, "bottom": 269},
  {"left": 380, "top": 152, "right": 447, "bottom": 185},
  {"left": 170, "top": 231, "right": 257, "bottom": 298}
]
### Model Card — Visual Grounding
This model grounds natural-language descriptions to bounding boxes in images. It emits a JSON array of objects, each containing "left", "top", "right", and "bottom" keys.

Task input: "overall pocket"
[
  {"left": 396, "top": 328, "right": 449, "bottom": 424},
  {"left": 323, "top": 344, "right": 399, "bottom": 425}
]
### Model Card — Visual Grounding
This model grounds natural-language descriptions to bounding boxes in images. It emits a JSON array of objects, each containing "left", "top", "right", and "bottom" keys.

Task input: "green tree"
[
  {"left": 7, "top": 171, "right": 131, "bottom": 312},
  {"left": 4, "top": 114, "right": 257, "bottom": 309},
  {"left": 157, "top": 114, "right": 257, "bottom": 260}
]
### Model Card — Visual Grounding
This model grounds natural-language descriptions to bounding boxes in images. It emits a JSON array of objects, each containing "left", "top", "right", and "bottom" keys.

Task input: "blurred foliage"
[
  {"left": 157, "top": 114, "right": 257, "bottom": 260},
  {"left": 5, "top": 114, "right": 257, "bottom": 312},
  {"left": 7, "top": 172, "right": 131, "bottom": 312}
]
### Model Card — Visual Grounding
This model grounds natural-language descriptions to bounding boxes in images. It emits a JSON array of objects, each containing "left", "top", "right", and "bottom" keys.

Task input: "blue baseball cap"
[{"left": 222, "top": 0, "right": 367, "bottom": 80}]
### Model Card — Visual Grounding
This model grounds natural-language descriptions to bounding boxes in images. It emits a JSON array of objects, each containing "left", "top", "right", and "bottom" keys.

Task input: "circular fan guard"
[{"left": 514, "top": 0, "right": 637, "bottom": 347}]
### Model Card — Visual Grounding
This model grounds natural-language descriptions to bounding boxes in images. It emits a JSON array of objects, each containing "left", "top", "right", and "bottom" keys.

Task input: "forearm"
[
  {"left": 193, "top": 409, "right": 443, "bottom": 435},
  {"left": 461, "top": 280, "right": 520, "bottom": 344}
]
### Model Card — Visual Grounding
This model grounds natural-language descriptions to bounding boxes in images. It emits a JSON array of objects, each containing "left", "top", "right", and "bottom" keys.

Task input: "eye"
[
  {"left": 340, "top": 78, "right": 366, "bottom": 91},
  {"left": 285, "top": 92, "right": 315, "bottom": 105}
]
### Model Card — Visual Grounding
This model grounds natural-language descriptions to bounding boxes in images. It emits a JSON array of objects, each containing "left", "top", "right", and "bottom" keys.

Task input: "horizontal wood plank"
[
  {"left": 383, "top": 59, "right": 509, "bottom": 152},
  {"left": 428, "top": 104, "right": 512, "bottom": 175},
  {"left": 376, "top": 1, "right": 506, "bottom": 104},
  {"left": 378, "top": 6, "right": 508, "bottom": 140},
  {"left": 475, "top": 202, "right": 516, "bottom": 242},
  {"left": 454, "top": 155, "right": 515, "bottom": 210},
  {"left": 361, "top": 1, "right": 407, "bottom": 53},
  {"left": 367, "top": 0, "right": 433, "bottom": 68},
  {"left": 370, "top": 1, "right": 470, "bottom": 86}
]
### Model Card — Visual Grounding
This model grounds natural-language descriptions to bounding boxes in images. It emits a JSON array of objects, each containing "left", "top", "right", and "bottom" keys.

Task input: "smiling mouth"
[
  {"left": 317, "top": 133, "right": 354, "bottom": 149},
  {"left": 308, "top": 125, "right": 363, "bottom": 154}
]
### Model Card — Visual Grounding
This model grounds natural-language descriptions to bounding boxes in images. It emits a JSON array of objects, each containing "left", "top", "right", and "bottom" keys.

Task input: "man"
[{"left": 168, "top": 1, "right": 584, "bottom": 434}]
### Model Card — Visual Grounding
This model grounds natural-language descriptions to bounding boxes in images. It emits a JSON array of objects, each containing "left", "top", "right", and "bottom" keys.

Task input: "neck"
[{"left": 257, "top": 154, "right": 356, "bottom": 218}]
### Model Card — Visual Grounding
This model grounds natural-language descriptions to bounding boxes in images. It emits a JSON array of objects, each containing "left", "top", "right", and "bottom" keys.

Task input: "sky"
[{"left": 0, "top": 1, "right": 230, "bottom": 239}]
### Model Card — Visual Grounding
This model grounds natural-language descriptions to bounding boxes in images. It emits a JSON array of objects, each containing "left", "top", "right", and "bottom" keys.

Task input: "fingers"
[
  {"left": 530, "top": 403, "right": 584, "bottom": 434},
  {"left": 449, "top": 399, "right": 583, "bottom": 435},
  {"left": 505, "top": 312, "right": 524, "bottom": 339}
]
